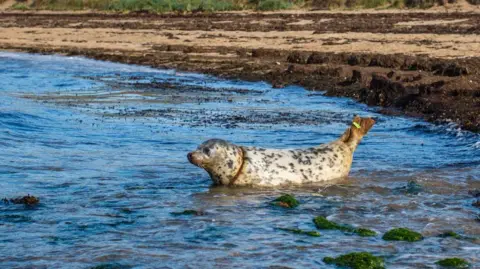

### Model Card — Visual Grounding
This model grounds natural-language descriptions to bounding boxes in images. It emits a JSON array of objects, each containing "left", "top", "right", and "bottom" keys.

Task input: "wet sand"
[{"left": 0, "top": 10, "right": 479, "bottom": 131}]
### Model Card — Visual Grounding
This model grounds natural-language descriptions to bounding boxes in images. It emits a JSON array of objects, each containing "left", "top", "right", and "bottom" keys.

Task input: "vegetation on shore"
[
  {"left": 10, "top": 0, "right": 478, "bottom": 12},
  {"left": 20, "top": 0, "right": 302, "bottom": 12}
]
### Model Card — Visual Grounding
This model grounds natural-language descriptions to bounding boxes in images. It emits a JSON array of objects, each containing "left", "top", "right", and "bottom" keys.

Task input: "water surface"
[{"left": 0, "top": 52, "right": 479, "bottom": 268}]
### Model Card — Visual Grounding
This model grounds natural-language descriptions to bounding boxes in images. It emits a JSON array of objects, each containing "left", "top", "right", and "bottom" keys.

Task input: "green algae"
[
  {"left": 271, "top": 194, "right": 299, "bottom": 208},
  {"left": 279, "top": 228, "right": 321, "bottom": 237},
  {"left": 323, "top": 252, "right": 385, "bottom": 269},
  {"left": 170, "top": 210, "right": 204, "bottom": 216},
  {"left": 313, "top": 216, "right": 340, "bottom": 230},
  {"left": 355, "top": 228, "right": 377, "bottom": 237},
  {"left": 313, "top": 216, "right": 376, "bottom": 237},
  {"left": 438, "top": 231, "right": 478, "bottom": 242},
  {"left": 382, "top": 227, "right": 423, "bottom": 242},
  {"left": 438, "top": 231, "right": 463, "bottom": 239},
  {"left": 436, "top": 258, "right": 470, "bottom": 268}
]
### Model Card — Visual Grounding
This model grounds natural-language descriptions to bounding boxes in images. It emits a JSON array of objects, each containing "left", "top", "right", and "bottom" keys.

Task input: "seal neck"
[{"left": 229, "top": 146, "right": 245, "bottom": 186}]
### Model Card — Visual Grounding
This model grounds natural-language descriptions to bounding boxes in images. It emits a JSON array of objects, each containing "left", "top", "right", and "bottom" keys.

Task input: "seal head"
[{"left": 187, "top": 139, "right": 243, "bottom": 185}]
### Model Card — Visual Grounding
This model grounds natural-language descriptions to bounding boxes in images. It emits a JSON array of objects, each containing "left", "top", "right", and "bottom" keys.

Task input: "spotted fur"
[{"left": 188, "top": 116, "right": 375, "bottom": 186}]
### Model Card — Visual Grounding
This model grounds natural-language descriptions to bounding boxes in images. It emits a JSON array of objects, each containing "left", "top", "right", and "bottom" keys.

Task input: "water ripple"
[{"left": 0, "top": 52, "right": 478, "bottom": 268}]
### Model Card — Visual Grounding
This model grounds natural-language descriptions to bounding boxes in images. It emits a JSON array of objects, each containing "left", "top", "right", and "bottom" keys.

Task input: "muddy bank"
[
  {"left": 0, "top": 12, "right": 479, "bottom": 132},
  {"left": 1, "top": 11, "right": 480, "bottom": 34}
]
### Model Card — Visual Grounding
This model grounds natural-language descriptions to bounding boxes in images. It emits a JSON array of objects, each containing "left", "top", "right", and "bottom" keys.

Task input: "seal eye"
[{"left": 203, "top": 148, "right": 210, "bottom": 155}]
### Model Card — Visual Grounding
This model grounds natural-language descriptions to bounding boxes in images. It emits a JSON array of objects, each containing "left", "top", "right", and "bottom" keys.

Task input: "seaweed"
[
  {"left": 435, "top": 257, "right": 470, "bottom": 268},
  {"left": 438, "top": 231, "right": 478, "bottom": 242},
  {"left": 3, "top": 195, "right": 40, "bottom": 206},
  {"left": 271, "top": 194, "right": 299, "bottom": 208},
  {"left": 313, "top": 216, "right": 340, "bottom": 230},
  {"left": 323, "top": 252, "right": 385, "bottom": 269},
  {"left": 313, "top": 216, "right": 376, "bottom": 237},
  {"left": 382, "top": 227, "right": 423, "bottom": 242},
  {"left": 355, "top": 228, "right": 377, "bottom": 237},
  {"left": 170, "top": 210, "right": 204, "bottom": 216},
  {"left": 279, "top": 228, "right": 321, "bottom": 237},
  {"left": 438, "top": 231, "right": 463, "bottom": 239}
]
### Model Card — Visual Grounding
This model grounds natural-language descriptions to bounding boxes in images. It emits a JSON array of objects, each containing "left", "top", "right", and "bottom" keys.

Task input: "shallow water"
[{"left": 0, "top": 52, "right": 479, "bottom": 269}]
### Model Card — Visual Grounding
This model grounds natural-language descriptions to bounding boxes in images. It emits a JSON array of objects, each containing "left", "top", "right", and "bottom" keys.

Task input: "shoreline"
[{"left": 0, "top": 11, "right": 478, "bottom": 132}]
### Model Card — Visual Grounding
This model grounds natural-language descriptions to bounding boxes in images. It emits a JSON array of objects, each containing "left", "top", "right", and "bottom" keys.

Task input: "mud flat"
[{"left": 0, "top": 11, "right": 479, "bottom": 131}]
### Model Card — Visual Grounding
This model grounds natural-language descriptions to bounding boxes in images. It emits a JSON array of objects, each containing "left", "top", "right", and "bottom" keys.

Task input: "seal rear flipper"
[{"left": 339, "top": 116, "right": 375, "bottom": 150}]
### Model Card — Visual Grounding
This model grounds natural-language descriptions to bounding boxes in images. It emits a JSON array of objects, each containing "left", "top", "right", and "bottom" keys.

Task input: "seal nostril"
[{"left": 187, "top": 152, "right": 192, "bottom": 161}]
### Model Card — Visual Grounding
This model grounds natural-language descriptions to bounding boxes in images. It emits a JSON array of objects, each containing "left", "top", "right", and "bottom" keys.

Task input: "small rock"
[{"left": 9, "top": 195, "right": 40, "bottom": 206}]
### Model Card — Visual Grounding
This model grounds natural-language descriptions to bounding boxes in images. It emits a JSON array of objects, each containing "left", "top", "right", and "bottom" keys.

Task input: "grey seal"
[{"left": 187, "top": 116, "right": 375, "bottom": 186}]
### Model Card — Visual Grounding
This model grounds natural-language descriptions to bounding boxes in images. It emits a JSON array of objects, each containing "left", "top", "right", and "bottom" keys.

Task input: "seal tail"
[{"left": 339, "top": 116, "right": 375, "bottom": 150}]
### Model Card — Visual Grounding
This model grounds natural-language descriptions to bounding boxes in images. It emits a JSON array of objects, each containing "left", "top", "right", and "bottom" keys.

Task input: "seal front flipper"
[{"left": 339, "top": 116, "right": 375, "bottom": 151}]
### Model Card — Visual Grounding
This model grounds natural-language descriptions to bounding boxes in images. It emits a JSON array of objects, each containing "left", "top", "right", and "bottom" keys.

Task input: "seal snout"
[
  {"left": 187, "top": 152, "right": 196, "bottom": 165},
  {"left": 187, "top": 151, "right": 203, "bottom": 167}
]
